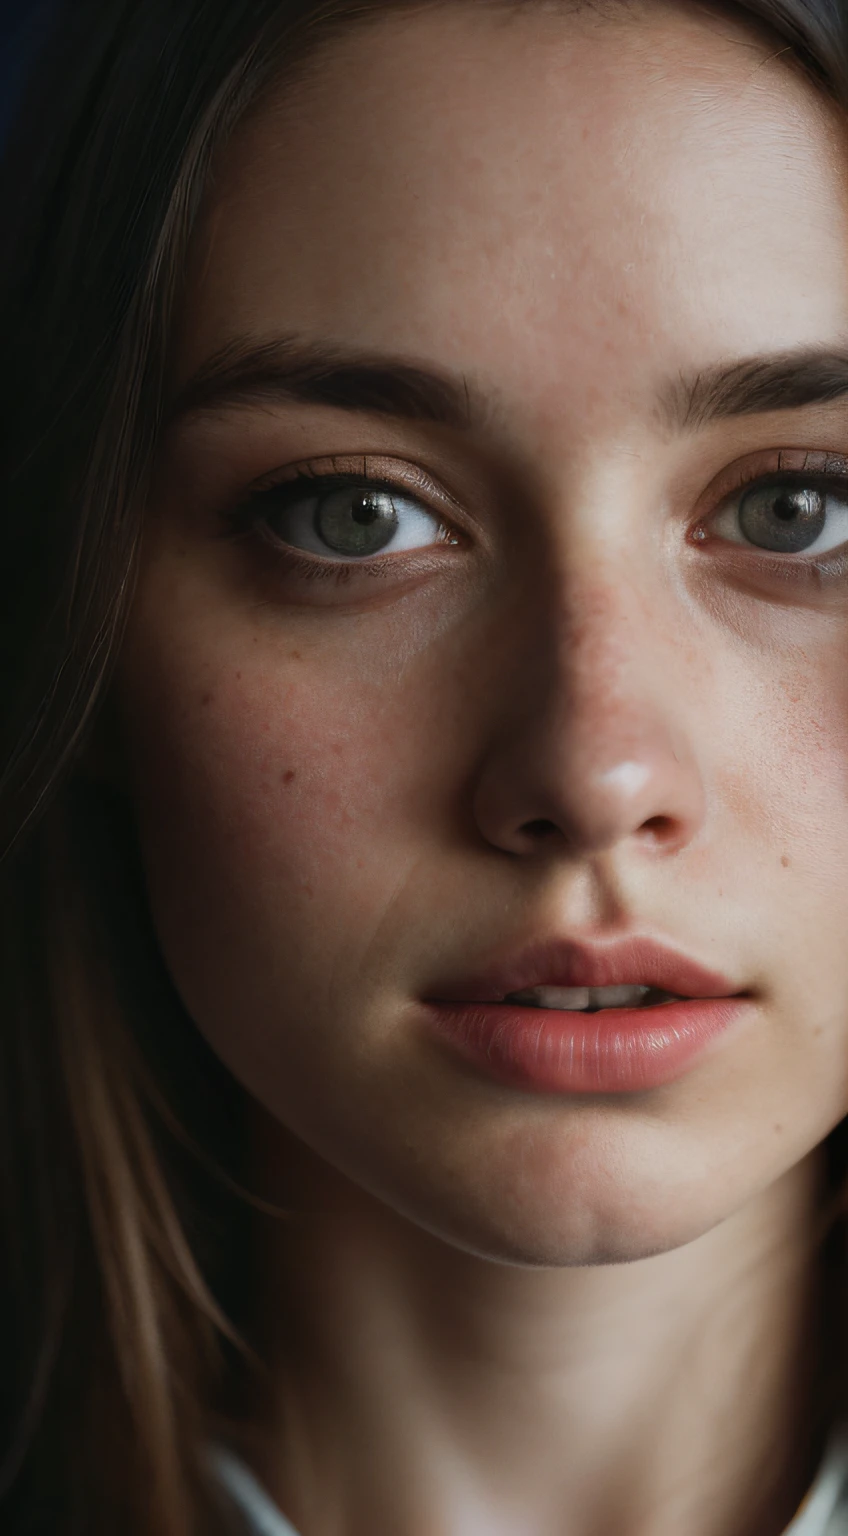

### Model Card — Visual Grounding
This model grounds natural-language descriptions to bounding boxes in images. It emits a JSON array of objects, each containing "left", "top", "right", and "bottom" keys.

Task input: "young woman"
[{"left": 3, "top": 0, "right": 848, "bottom": 1531}]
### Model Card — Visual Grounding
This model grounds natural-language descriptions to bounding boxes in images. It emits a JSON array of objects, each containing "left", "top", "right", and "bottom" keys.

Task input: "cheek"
[
  {"left": 706, "top": 634, "right": 848, "bottom": 1048},
  {"left": 723, "top": 638, "right": 848, "bottom": 865},
  {"left": 126, "top": 662, "right": 396, "bottom": 902},
  {"left": 115, "top": 605, "right": 448, "bottom": 1042}
]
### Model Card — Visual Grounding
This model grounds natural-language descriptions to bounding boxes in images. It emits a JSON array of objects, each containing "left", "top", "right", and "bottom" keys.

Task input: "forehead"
[{"left": 176, "top": 1, "right": 848, "bottom": 431}]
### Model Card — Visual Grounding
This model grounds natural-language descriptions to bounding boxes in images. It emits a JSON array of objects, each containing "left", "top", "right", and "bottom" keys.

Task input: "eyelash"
[
  {"left": 693, "top": 461, "right": 848, "bottom": 581},
  {"left": 708, "top": 457, "right": 848, "bottom": 512},
  {"left": 222, "top": 456, "right": 848, "bottom": 587},
  {"left": 222, "top": 465, "right": 461, "bottom": 585}
]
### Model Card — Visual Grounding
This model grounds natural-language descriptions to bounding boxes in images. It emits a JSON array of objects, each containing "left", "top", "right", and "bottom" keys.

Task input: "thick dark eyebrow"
[
  {"left": 166, "top": 335, "right": 848, "bottom": 440},
  {"left": 663, "top": 348, "right": 848, "bottom": 431},
  {"left": 165, "top": 335, "right": 486, "bottom": 433}
]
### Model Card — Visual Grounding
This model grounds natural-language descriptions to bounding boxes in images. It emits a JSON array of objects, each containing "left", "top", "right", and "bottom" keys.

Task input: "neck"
[{"left": 233, "top": 1122, "right": 830, "bottom": 1536}]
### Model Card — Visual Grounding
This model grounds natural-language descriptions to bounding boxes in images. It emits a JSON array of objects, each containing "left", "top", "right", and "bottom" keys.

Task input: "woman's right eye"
[
  {"left": 243, "top": 473, "right": 459, "bottom": 562},
  {"left": 705, "top": 474, "right": 848, "bottom": 558}
]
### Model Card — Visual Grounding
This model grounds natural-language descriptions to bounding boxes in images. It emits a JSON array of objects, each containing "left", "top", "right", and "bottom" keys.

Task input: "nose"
[{"left": 470, "top": 574, "right": 707, "bottom": 860}]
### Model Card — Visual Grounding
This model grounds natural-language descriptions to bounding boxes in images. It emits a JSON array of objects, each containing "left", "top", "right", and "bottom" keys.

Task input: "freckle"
[
  {"left": 774, "top": 1124, "right": 783, "bottom": 1134},
  {"left": 332, "top": 743, "right": 343, "bottom": 756},
  {"left": 290, "top": 650, "right": 301, "bottom": 660},
  {"left": 236, "top": 671, "right": 242, "bottom": 681},
  {"left": 200, "top": 692, "right": 212, "bottom": 706},
  {"left": 781, "top": 855, "right": 790, "bottom": 868},
  {"left": 282, "top": 769, "right": 296, "bottom": 784}
]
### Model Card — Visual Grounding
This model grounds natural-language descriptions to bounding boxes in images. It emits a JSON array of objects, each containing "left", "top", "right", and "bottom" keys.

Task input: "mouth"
[
  {"left": 502, "top": 984, "right": 683, "bottom": 1012},
  {"left": 422, "top": 986, "right": 753, "bottom": 1096},
  {"left": 421, "top": 935, "right": 751, "bottom": 1093},
  {"left": 433, "top": 933, "right": 744, "bottom": 1009}
]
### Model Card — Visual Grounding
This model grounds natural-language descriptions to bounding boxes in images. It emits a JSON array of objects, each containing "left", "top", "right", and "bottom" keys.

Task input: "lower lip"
[{"left": 422, "top": 997, "right": 752, "bottom": 1094}]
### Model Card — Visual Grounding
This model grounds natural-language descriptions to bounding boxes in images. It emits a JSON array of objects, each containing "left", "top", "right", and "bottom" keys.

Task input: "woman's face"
[{"left": 117, "top": 0, "right": 848, "bottom": 1265}]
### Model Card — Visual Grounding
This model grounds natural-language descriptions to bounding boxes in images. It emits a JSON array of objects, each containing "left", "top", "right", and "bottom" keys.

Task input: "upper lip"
[{"left": 428, "top": 935, "right": 745, "bottom": 1003}]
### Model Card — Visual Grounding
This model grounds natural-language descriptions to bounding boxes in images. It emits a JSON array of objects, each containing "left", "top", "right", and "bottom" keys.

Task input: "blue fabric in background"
[{"left": 0, "top": 0, "right": 61, "bottom": 148}]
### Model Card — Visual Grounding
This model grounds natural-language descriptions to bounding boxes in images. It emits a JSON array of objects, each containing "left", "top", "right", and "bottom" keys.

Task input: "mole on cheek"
[{"left": 282, "top": 769, "right": 297, "bottom": 784}]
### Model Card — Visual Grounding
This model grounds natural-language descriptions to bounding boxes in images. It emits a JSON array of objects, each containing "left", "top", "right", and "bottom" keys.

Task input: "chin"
[{"left": 383, "top": 1164, "right": 732, "bottom": 1270}]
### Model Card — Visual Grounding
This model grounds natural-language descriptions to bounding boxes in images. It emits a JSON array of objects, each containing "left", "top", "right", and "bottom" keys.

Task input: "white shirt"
[{"left": 210, "top": 1424, "right": 848, "bottom": 1535}]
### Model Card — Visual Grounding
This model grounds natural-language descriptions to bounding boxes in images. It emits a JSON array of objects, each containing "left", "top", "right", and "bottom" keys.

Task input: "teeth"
[{"left": 504, "top": 985, "right": 681, "bottom": 1011}]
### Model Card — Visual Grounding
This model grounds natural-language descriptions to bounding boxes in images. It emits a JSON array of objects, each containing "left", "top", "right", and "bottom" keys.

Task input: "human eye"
[
  {"left": 693, "top": 452, "right": 848, "bottom": 569},
  {"left": 222, "top": 456, "right": 462, "bottom": 574}
]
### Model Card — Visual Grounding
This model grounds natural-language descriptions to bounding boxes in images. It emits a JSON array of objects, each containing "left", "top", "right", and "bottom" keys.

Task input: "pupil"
[
  {"left": 352, "top": 494, "right": 380, "bottom": 524},
  {"left": 773, "top": 493, "right": 801, "bottom": 522}
]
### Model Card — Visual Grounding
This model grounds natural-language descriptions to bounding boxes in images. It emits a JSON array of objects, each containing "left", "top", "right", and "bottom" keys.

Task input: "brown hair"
[{"left": 1, "top": 1, "right": 847, "bottom": 1531}]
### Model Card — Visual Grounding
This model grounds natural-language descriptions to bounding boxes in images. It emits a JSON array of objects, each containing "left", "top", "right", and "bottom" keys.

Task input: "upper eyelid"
[
  {"left": 698, "top": 448, "right": 848, "bottom": 516},
  {"left": 692, "top": 455, "right": 848, "bottom": 565},
  {"left": 232, "top": 461, "right": 468, "bottom": 566},
  {"left": 252, "top": 453, "right": 465, "bottom": 516},
  {"left": 232, "top": 458, "right": 483, "bottom": 560}
]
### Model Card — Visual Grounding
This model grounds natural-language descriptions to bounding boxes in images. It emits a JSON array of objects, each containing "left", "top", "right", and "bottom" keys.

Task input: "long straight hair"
[{"left": 1, "top": 1, "right": 847, "bottom": 1531}]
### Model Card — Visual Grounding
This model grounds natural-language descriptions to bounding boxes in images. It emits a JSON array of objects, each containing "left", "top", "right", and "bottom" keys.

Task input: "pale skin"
[{"left": 110, "top": 1, "right": 848, "bottom": 1531}]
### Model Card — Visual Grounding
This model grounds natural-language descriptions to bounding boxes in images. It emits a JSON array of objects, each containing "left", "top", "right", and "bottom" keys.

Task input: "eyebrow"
[
  {"left": 166, "top": 335, "right": 848, "bottom": 437},
  {"left": 662, "top": 348, "right": 848, "bottom": 431},
  {"left": 166, "top": 335, "right": 485, "bottom": 433}
]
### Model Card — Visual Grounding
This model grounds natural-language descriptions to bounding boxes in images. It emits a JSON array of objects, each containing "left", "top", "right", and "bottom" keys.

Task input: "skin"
[{"left": 111, "top": 1, "right": 848, "bottom": 1530}]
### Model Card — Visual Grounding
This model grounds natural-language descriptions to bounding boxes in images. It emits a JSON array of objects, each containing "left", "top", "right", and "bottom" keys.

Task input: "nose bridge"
[
  {"left": 471, "top": 541, "right": 706, "bottom": 860},
  {"left": 527, "top": 440, "right": 671, "bottom": 715},
  {"left": 543, "top": 558, "right": 666, "bottom": 742}
]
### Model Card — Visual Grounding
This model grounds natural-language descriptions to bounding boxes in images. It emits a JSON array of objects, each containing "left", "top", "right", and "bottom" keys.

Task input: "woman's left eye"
[
  {"left": 706, "top": 475, "right": 848, "bottom": 557},
  {"left": 242, "top": 474, "right": 456, "bottom": 561}
]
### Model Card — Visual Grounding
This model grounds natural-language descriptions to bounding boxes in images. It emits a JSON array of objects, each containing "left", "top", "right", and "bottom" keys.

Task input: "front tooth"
[
  {"left": 588, "top": 985, "right": 651, "bottom": 1008},
  {"left": 508, "top": 987, "right": 591, "bottom": 1010},
  {"left": 506, "top": 984, "right": 652, "bottom": 1010}
]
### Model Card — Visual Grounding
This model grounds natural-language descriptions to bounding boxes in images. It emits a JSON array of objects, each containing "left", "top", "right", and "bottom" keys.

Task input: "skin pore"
[{"left": 112, "top": 1, "right": 848, "bottom": 1531}]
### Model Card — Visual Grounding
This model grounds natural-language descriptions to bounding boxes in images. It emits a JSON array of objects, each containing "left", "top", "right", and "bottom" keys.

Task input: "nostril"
[
  {"left": 521, "top": 818, "right": 560, "bottom": 838},
  {"left": 640, "top": 814, "right": 677, "bottom": 843}
]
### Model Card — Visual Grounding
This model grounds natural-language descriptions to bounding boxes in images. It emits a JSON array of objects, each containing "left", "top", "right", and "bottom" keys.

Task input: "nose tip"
[
  {"left": 597, "top": 759, "right": 651, "bottom": 796},
  {"left": 468, "top": 567, "right": 707, "bottom": 863},
  {"left": 473, "top": 713, "right": 705, "bottom": 861},
  {"left": 590, "top": 759, "right": 684, "bottom": 848}
]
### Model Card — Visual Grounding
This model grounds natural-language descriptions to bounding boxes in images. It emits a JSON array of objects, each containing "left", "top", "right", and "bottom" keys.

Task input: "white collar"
[
  {"left": 210, "top": 1424, "right": 848, "bottom": 1536},
  {"left": 210, "top": 1443, "right": 301, "bottom": 1536},
  {"left": 785, "top": 1424, "right": 848, "bottom": 1535}
]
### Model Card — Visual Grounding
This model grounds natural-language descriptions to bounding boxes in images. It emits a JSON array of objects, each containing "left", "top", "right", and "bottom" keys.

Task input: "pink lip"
[
  {"left": 428, "top": 934, "right": 742, "bottom": 1003},
  {"left": 422, "top": 934, "right": 753, "bottom": 1095},
  {"left": 420, "top": 997, "right": 752, "bottom": 1094}
]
